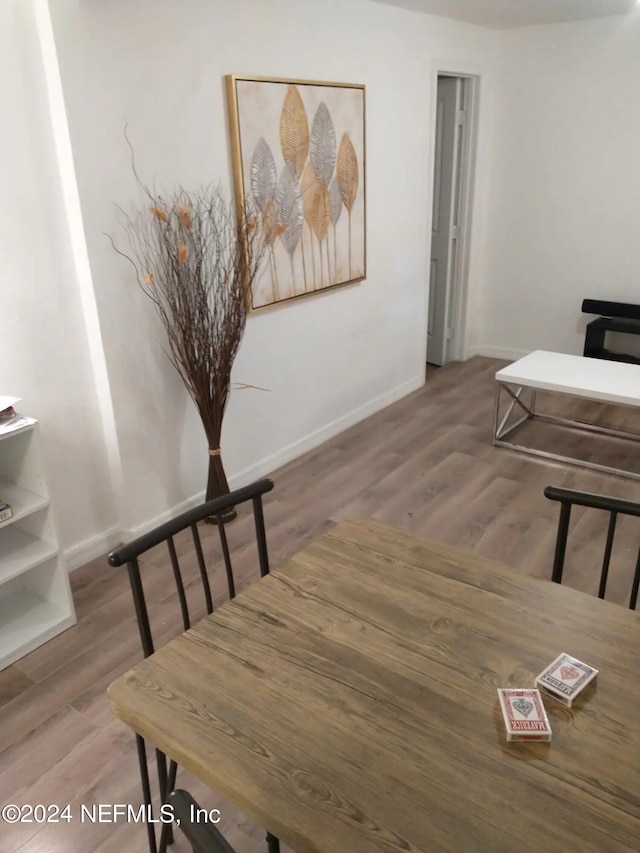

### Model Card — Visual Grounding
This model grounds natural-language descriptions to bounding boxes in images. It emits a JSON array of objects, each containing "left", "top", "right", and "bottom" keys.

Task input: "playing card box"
[
  {"left": 535, "top": 652, "right": 598, "bottom": 707},
  {"left": 497, "top": 688, "right": 552, "bottom": 742},
  {"left": 0, "top": 500, "right": 13, "bottom": 524}
]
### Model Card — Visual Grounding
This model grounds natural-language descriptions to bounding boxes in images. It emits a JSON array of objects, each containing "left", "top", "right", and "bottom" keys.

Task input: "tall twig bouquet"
[{"left": 109, "top": 161, "right": 266, "bottom": 521}]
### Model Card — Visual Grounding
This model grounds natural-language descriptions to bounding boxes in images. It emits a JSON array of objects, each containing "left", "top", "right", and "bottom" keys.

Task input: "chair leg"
[
  {"left": 266, "top": 831, "right": 280, "bottom": 853},
  {"left": 156, "top": 750, "right": 174, "bottom": 849},
  {"left": 136, "top": 735, "right": 158, "bottom": 853},
  {"left": 551, "top": 502, "right": 572, "bottom": 584},
  {"left": 630, "top": 547, "right": 640, "bottom": 610},
  {"left": 158, "top": 760, "right": 179, "bottom": 853}
]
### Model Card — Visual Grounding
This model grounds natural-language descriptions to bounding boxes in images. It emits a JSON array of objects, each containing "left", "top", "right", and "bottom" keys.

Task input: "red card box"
[{"left": 497, "top": 688, "right": 552, "bottom": 742}]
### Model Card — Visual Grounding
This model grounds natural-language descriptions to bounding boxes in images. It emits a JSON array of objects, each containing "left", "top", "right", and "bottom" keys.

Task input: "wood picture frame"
[{"left": 226, "top": 75, "right": 366, "bottom": 311}]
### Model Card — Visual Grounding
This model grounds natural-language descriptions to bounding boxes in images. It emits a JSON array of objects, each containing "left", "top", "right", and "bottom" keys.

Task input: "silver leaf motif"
[
  {"left": 276, "top": 165, "right": 303, "bottom": 256},
  {"left": 329, "top": 175, "right": 342, "bottom": 226},
  {"left": 250, "top": 137, "right": 277, "bottom": 210},
  {"left": 310, "top": 102, "right": 336, "bottom": 185}
]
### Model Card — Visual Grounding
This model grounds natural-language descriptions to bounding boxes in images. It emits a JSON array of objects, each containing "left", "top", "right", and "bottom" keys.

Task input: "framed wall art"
[{"left": 226, "top": 75, "right": 366, "bottom": 311}]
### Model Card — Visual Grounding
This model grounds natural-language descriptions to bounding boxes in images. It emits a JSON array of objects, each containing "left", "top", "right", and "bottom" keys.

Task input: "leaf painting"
[
  {"left": 303, "top": 172, "right": 331, "bottom": 288},
  {"left": 262, "top": 199, "right": 287, "bottom": 247},
  {"left": 304, "top": 176, "right": 331, "bottom": 243},
  {"left": 229, "top": 76, "right": 365, "bottom": 308},
  {"left": 300, "top": 159, "right": 315, "bottom": 199},
  {"left": 280, "top": 85, "right": 309, "bottom": 179},
  {"left": 329, "top": 176, "right": 342, "bottom": 282},
  {"left": 276, "top": 165, "right": 305, "bottom": 291},
  {"left": 276, "top": 166, "right": 303, "bottom": 255},
  {"left": 309, "top": 102, "right": 336, "bottom": 185},
  {"left": 250, "top": 137, "right": 277, "bottom": 210},
  {"left": 337, "top": 133, "right": 358, "bottom": 213},
  {"left": 250, "top": 138, "right": 280, "bottom": 299},
  {"left": 336, "top": 132, "right": 359, "bottom": 277},
  {"left": 300, "top": 160, "right": 318, "bottom": 288},
  {"left": 329, "top": 176, "right": 342, "bottom": 226}
]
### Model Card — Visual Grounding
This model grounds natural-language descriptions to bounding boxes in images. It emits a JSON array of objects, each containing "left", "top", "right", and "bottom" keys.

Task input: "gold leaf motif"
[
  {"left": 150, "top": 206, "right": 168, "bottom": 221},
  {"left": 177, "top": 242, "right": 187, "bottom": 262},
  {"left": 303, "top": 174, "right": 331, "bottom": 242},
  {"left": 336, "top": 134, "right": 358, "bottom": 213},
  {"left": 300, "top": 159, "right": 316, "bottom": 201},
  {"left": 280, "top": 85, "right": 309, "bottom": 179},
  {"left": 261, "top": 198, "right": 288, "bottom": 247},
  {"left": 177, "top": 208, "right": 191, "bottom": 228},
  {"left": 262, "top": 200, "right": 280, "bottom": 247}
]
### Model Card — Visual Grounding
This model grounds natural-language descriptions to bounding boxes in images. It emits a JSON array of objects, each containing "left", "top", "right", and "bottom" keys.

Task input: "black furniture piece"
[
  {"left": 582, "top": 299, "right": 640, "bottom": 364},
  {"left": 167, "top": 790, "right": 236, "bottom": 853},
  {"left": 107, "top": 479, "right": 280, "bottom": 853},
  {"left": 545, "top": 485, "right": 640, "bottom": 610}
]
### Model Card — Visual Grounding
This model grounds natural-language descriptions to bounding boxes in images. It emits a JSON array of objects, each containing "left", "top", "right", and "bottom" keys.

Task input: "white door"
[{"left": 428, "top": 76, "right": 463, "bottom": 366}]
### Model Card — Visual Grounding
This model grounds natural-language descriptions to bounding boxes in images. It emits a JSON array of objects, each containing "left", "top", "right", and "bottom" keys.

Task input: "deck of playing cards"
[
  {"left": 497, "top": 688, "right": 552, "bottom": 742},
  {"left": 535, "top": 652, "right": 598, "bottom": 707}
]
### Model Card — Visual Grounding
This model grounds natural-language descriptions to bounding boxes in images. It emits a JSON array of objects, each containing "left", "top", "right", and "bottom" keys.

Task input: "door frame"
[{"left": 425, "top": 63, "right": 481, "bottom": 365}]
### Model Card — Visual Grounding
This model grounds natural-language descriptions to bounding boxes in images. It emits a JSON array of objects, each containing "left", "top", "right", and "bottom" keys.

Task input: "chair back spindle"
[
  {"left": 190, "top": 522, "right": 214, "bottom": 613},
  {"left": 108, "top": 478, "right": 275, "bottom": 658},
  {"left": 216, "top": 520, "right": 236, "bottom": 599},
  {"left": 167, "top": 535, "right": 191, "bottom": 631}
]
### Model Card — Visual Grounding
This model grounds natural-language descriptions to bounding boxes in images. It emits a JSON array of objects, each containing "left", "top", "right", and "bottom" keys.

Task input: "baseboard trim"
[
  {"left": 122, "top": 492, "right": 206, "bottom": 543},
  {"left": 120, "top": 374, "right": 424, "bottom": 544},
  {"left": 65, "top": 526, "right": 121, "bottom": 571},
  {"left": 473, "top": 345, "right": 530, "bottom": 360},
  {"left": 227, "top": 374, "right": 425, "bottom": 490}
]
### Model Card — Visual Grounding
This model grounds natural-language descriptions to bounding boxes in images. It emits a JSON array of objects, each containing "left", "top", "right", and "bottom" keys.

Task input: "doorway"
[{"left": 427, "top": 73, "right": 478, "bottom": 368}]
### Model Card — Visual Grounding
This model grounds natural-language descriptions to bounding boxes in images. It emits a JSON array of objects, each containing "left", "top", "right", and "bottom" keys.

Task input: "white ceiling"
[{"left": 370, "top": 0, "right": 638, "bottom": 30}]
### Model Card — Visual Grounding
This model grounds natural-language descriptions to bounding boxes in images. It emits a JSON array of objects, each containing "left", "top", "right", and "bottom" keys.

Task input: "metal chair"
[
  {"left": 167, "top": 790, "right": 236, "bottom": 853},
  {"left": 544, "top": 485, "right": 640, "bottom": 609},
  {"left": 108, "top": 479, "right": 280, "bottom": 853}
]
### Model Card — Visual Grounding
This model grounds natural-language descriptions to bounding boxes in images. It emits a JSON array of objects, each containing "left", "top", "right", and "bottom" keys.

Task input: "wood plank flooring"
[{"left": 2, "top": 356, "right": 639, "bottom": 853}]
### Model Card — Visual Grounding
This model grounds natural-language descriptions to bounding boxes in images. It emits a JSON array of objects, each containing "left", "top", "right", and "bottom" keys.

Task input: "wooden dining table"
[{"left": 108, "top": 517, "right": 640, "bottom": 853}]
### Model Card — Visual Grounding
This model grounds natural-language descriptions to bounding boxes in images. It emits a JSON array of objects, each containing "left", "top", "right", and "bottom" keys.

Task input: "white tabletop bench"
[{"left": 493, "top": 350, "right": 640, "bottom": 480}]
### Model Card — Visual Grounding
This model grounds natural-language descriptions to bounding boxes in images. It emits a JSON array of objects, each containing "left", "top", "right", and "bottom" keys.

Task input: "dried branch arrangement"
[{"left": 108, "top": 159, "right": 266, "bottom": 520}]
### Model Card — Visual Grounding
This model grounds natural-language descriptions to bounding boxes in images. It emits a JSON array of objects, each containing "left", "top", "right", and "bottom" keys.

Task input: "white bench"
[{"left": 493, "top": 350, "right": 640, "bottom": 480}]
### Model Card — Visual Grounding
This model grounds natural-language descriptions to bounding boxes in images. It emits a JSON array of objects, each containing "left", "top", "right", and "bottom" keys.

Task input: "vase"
[{"left": 205, "top": 450, "right": 237, "bottom": 523}]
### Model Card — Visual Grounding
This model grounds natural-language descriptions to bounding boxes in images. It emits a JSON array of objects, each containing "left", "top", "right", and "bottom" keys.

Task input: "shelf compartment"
[
  {"left": 0, "top": 587, "right": 75, "bottom": 671},
  {"left": 0, "top": 478, "right": 49, "bottom": 529},
  {"left": 0, "top": 418, "right": 36, "bottom": 443},
  {"left": 0, "top": 527, "right": 58, "bottom": 585}
]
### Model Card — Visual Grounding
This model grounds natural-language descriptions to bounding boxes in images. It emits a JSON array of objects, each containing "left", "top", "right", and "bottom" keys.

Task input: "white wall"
[
  {"left": 15, "top": 0, "right": 638, "bottom": 555},
  {"left": 47, "top": 0, "right": 498, "bottom": 536},
  {"left": 482, "top": 13, "right": 640, "bottom": 359},
  {"left": 0, "top": 0, "right": 117, "bottom": 564}
]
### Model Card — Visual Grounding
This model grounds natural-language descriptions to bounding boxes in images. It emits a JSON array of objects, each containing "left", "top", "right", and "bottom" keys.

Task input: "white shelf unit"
[{"left": 0, "top": 419, "right": 76, "bottom": 670}]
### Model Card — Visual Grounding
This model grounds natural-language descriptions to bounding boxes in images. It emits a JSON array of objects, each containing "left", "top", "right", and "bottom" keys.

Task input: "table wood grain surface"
[{"left": 108, "top": 518, "right": 640, "bottom": 853}]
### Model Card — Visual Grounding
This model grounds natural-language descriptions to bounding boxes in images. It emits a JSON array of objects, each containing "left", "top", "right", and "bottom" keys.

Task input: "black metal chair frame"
[
  {"left": 544, "top": 485, "right": 640, "bottom": 609},
  {"left": 108, "top": 478, "right": 279, "bottom": 853},
  {"left": 167, "top": 790, "right": 236, "bottom": 853}
]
